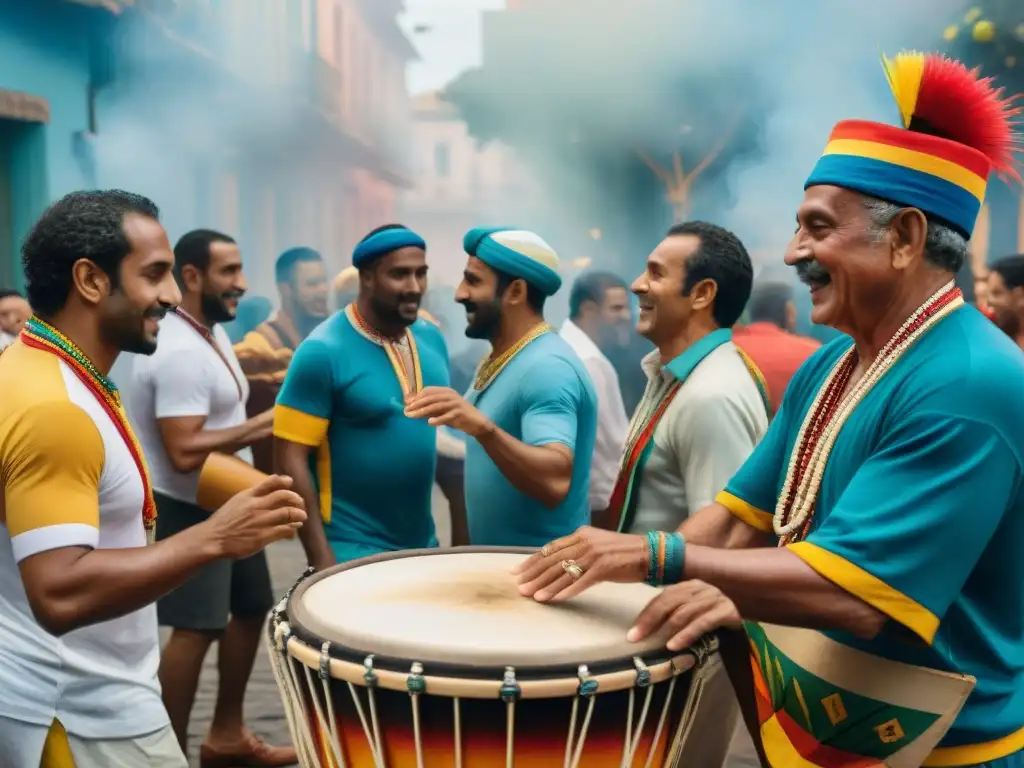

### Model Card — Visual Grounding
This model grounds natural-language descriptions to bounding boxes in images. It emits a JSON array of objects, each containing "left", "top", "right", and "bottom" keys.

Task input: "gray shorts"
[
  {"left": 154, "top": 491, "right": 274, "bottom": 632},
  {"left": 0, "top": 717, "right": 187, "bottom": 768}
]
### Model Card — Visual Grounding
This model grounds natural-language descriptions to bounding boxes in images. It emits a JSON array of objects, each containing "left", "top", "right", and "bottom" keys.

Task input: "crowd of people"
[{"left": 0, "top": 49, "right": 1022, "bottom": 768}]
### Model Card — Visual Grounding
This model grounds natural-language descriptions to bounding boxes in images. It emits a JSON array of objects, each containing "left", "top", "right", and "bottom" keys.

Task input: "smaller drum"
[
  {"left": 267, "top": 548, "right": 718, "bottom": 768},
  {"left": 197, "top": 452, "right": 267, "bottom": 512}
]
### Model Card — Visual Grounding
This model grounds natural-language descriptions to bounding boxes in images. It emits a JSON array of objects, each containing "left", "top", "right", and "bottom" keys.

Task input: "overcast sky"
[{"left": 400, "top": 0, "right": 505, "bottom": 95}]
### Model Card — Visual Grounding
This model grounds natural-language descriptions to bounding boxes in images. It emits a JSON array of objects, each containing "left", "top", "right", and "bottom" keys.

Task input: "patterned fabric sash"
[
  {"left": 19, "top": 318, "right": 158, "bottom": 533},
  {"left": 611, "top": 331, "right": 771, "bottom": 532},
  {"left": 173, "top": 307, "right": 244, "bottom": 401},
  {"left": 746, "top": 621, "right": 975, "bottom": 767}
]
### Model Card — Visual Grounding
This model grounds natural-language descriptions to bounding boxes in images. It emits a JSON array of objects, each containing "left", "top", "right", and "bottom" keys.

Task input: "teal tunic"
[
  {"left": 274, "top": 311, "right": 450, "bottom": 563},
  {"left": 720, "top": 305, "right": 1024, "bottom": 766},
  {"left": 463, "top": 332, "right": 598, "bottom": 546}
]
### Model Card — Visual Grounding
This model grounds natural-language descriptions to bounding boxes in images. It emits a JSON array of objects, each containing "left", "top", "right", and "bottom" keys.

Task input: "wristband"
[{"left": 645, "top": 530, "right": 686, "bottom": 586}]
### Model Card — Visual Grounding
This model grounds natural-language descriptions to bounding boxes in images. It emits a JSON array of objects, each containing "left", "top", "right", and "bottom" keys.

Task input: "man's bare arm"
[
  {"left": 476, "top": 428, "right": 573, "bottom": 509},
  {"left": 680, "top": 502, "right": 775, "bottom": 550},
  {"left": 18, "top": 477, "right": 303, "bottom": 636},
  {"left": 684, "top": 544, "right": 886, "bottom": 639},
  {"left": 158, "top": 410, "right": 273, "bottom": 474},
  {"left": 275, "top": 438, "right": 335, "bottom": 570}
]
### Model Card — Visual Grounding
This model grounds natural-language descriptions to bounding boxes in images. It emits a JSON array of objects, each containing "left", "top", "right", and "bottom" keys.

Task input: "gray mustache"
[{"left": 795, "top": 260, "right": 829, "bottom": 283}]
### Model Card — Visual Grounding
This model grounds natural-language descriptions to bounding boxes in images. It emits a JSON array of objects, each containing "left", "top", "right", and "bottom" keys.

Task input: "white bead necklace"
[{"left": 774, "top": 281, "right": 964, "bottom": 540}]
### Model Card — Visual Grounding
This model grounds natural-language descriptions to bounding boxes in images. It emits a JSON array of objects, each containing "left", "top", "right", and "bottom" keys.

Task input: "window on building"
[
  {"left": 434, "top": 142, "right": 451, "bottom": 178},
  {"left": 333, "top": 4, "right": 344, "bottom": 67}
]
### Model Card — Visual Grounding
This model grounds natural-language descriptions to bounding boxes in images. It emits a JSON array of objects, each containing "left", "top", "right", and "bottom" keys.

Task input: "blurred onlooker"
[
  {"left": 233, "top": 247, "right": 329, "bottom": 473},
  {"left": 732, "top": 281, "right": 820, "bottom": 416},
  {"left": 560, "top": 271, "right": 631, "bottom": 521},
  {"left": 986, "top": 255, "right": 1024, "bottom": 349},
  {"left": 331, "top": 265, "right": 359, "bottom": 312},
  {"left": 222, "top": 295, "right": 273, "bottom": 344},
  {"left": 0, "top": 289, "right": 31, "bottom": 350}
]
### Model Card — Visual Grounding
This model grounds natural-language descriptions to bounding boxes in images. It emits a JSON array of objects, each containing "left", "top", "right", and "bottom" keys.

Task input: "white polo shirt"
[
  {"left": 112, "top": 311, "right": 252, "bottom": 504},
  {"left": 0, "top": 340, "right": 166, "bottom": 740},
  {"left": 627, "top": 342, "right": 768, "bottom": 533},
  {"left": 559, "top": 319, "right": 629, "bottom": 509}
]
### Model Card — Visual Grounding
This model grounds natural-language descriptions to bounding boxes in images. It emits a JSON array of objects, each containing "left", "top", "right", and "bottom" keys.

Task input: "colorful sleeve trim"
[
  {"left": 716, "top": 490, "right": 774, "bottom": 533},
  {"left": 273, "top": 404, "right": 329, "bottom": 447},
  {"left": 788, "top": 540, "right": 939, "bottom": 645}
]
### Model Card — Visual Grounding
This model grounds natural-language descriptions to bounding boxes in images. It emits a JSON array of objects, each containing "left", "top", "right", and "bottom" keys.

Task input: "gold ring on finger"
[
  {"left": 541, "top": 544, "right": 551, "bottom": 557},
  {"left": 561, "top": 559, "right": 584, "bottom": 581}
]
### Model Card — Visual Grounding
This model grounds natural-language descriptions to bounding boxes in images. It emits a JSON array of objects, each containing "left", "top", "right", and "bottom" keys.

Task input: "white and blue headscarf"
[{"left": 463, "top": 227, "right": 562, "bottom": 296}]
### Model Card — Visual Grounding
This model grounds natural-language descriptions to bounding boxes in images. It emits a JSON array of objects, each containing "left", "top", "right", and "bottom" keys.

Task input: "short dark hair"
[
  {"left": 569, "top": 271, "right": 628, "bottom": 319},
  {"left": 356, "top": 224, "right": 409, "bottom": 273},
  {"left": 495, "top": 269, "right": 546, "bottom": 313},
  {"left": 173, "top": 229, "right": 235, "bottom": 284},
  {"left": 22, "top": 189, "right": 160, "bottom": 318},
  {"left": 991, "top": 255, "right": 1024, "bottom": 290},
  {"left": 667, "top": 220, "right": 753, "bottom": 328},
  {"left": 0, "top": 288, "right": 24, "bottom": 301},
  {"left": 275, "top": 247, "right": 322, "bottom": 285},
  {"left": 748, "top": 281, "right": 793, "bottom": 327}
]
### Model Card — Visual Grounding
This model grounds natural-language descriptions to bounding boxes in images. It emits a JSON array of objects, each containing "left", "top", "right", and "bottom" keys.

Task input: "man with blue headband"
[
  {"left": 406, "top": 227, "right": 598, "bottom": 547},
  {"left": 274, "top": 224, "right": 450, "bottom": 569}
]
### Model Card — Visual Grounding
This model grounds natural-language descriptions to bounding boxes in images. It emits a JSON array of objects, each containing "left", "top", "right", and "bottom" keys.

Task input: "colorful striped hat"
[{"left": 805, "top": 52, "right": 1020, "bottom": 238}]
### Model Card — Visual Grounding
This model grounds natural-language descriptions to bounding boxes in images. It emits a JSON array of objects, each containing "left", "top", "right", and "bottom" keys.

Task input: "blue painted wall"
[{"left": 0, "top": 0, "right": 99, "bottom": 288}]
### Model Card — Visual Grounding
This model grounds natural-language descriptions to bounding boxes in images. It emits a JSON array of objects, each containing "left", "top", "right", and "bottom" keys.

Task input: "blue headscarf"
[
  {"left": 352, "top": 227, "right": 426, "bottom": 268},
  {"left": 463, "top": 227, "right": 562, "bottom": 296}
]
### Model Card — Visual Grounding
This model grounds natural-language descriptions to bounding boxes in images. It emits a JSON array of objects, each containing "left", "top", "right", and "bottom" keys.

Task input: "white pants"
[{"left": 0, "top": 716, "right": 187, "bottom": 768}]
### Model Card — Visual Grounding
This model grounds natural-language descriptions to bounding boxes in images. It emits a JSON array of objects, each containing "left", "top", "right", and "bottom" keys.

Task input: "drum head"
[{"left": 288, "top": 549, "right": 673, "bottom": 675}]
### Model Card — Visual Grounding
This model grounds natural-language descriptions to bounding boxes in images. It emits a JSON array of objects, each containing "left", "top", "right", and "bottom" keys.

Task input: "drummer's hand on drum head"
[
  {"left": 203, "top": 474, "right": 308, "bottom": 560},
  {"left": 628, "top": 580, "right": 741, "bottom": 652},
  {"left": 512, "top": 526, "right": 649, "bottom": 602}
]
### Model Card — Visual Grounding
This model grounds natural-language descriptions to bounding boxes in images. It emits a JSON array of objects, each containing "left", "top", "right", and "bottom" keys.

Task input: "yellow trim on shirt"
[
  {"left": 273, "top": 404, "right": 329, "bottom": 447},
  {"left": 715, "top": 490, "right": 774, "bottom": 533},
  {"left": 315, "top": 441, "right": 332, "bottom": 524},
  {"left": 923, "top": 722, "right": 1024, "bottom": 766},
  {"left": 788, "top": 540, "right": 939, "bottom": 645}
]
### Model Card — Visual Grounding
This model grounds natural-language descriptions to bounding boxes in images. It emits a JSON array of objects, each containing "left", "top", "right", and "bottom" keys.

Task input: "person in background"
[
  {"left": 222, "top": 295, "right": 273, "bottom": 345},
  {"left": 233, "top": 248, "right": 329, "bottom": 474},
  {"left": 275, "top": 225, "right": 450, "bottom": 569},
  {"left": 560, "top": 271, "right": 631, "bottom": 523},
  {"left": 985, "top": 254, "right": 1024, "bottom": 349},
  {"left": 112, "top": 229, "right": 294, "bottom": 767},
  {"left": 0, "top": 288, "right": 31, "bottom": 350},
  {"left": 732, "top": 280, "right": 820, "bottom": 416},
  {"left": 0, "top": 191, "right": 303, "bottom": 768},
  {"left": 331, "top": 265, "right": 359, "bottom": 312},
  {"left": 405, "top": 227, "right": 598, "bottom": 548}
]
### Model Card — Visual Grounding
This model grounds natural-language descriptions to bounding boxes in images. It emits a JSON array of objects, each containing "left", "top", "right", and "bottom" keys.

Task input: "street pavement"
[{"left": 166, "top": 486, "right": 758, "bottom": 767}]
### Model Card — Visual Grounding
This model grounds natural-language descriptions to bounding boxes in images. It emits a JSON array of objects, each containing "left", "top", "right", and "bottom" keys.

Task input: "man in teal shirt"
[
  {"left": 516, "top": 52, "right": 1024, "bottom": 767},
  {"left": 274, "top": 225, "right": 449, "bottom": 569},
  {"left": 406, "top": 227, "right": 597, "bottom": 546}
]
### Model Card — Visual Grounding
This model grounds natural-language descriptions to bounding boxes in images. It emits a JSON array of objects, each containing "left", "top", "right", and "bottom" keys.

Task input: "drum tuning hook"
[
  {"left": 499, "top": 666, "right": 521, "bottom": 703},
  {"left": 407, "top": 662, "right": 427, "bottom": 695},
  {"left": 576, "top": 665, "right": 599, "bottom": 698},
  {"left": 318, "top": 642, "right": 331, "bottom": 680},
  {"left": 363, "top": 655, "right": 379, "bottom": 688},
  {"left": 632, "top": 657, "right": 651, "bottom": 688}
]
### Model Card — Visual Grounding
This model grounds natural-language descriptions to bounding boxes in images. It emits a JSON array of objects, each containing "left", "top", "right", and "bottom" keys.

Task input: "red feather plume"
[{"left": 912, "top": 54, "right": 1021, "bottom": 181}]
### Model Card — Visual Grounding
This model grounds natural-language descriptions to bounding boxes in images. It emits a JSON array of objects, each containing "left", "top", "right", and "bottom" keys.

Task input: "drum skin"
[
  {"left": 299, "top": 671, "right": 690, "bottom": 767},
  {"left": 275, "top": 548, "right": 706, "bottom": 768}
]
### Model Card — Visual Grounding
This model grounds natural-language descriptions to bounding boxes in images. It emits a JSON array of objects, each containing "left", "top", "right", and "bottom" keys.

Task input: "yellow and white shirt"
[{"left": 0, "top": 340, "right": 166, "bottom": 739}]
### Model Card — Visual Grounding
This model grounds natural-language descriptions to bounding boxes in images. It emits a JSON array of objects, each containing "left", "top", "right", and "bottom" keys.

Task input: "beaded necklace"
[
  {"left": 347, "top": 303, "right": 423, "bottom": 396},
  {"left": 20, "top": 316, "right": 157, "bottom": 533},
  {"left": 473, "top": 322, "right": 552, "bottom": 393},
  {"left": 775, "top": 281, "right": 963, "bottom": 544}
]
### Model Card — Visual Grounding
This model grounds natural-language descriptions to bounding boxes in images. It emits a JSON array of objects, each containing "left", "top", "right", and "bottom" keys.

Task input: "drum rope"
[
  {"left": 643, "top": 673, "right": 678, "bottom": 768},
  {"left": 408, "top": 663, "right": 427, "bottom": 768},
  {"left": 311, "top": 642, "right": 346, "bottom": 767},
  {"left": 345, "top": 656, "right": 384, "bottom": 767},
  {"left": 271, "top": 620, "right": 320, "bottom": 766},
  {"left": 664, "top": 638, "right": 716, "bottom": 766},
  {"left": 267, "top": 617, "right": 315, "bottom": 767},
  {"left": 303, "top": 664, "right": 345, "bottom": 766},
  {"left": 453, "top": 698, "right": 463, "bottom": 768},
  {"left": 621, "top": 658, "right": 655, "bottom": 767},
  {"left": 565, "top": 665, "right": 599, "bottom": 768},
  {"left": 500, "top": 667, "right": 521, "bottom": 768}
]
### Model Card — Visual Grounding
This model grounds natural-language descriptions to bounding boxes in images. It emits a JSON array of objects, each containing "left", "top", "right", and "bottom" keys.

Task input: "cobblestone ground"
[{"left": 165, "top": 487, "right": 760, "bottom": 767}]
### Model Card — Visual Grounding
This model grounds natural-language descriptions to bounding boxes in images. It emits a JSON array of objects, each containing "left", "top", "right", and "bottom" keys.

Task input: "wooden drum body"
[{"left": 267, "top": 548, "right": 718, "bottom": 768}]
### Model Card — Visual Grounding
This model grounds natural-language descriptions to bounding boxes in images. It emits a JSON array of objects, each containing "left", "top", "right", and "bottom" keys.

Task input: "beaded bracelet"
[{"left": 645, "top": 530, "right": 686, "bottom": 586}]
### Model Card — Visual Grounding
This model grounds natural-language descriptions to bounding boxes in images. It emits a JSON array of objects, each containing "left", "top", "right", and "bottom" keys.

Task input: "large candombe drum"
[{"left": 267, "top": 548, "right": 718, "bottom": 767}]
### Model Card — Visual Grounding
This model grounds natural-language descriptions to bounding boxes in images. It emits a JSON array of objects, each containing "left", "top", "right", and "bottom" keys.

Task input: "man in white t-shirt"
[
  {"left": 560, "top": 271, "right": 631, "bottom": 523},
  {"left": 113, "top": 229, "right": 295, "bottom": 767}
]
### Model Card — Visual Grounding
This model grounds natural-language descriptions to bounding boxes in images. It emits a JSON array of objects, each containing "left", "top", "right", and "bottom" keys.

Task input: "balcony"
[{"left": 295, "top": 52, "right": 343, "bottom": 122}]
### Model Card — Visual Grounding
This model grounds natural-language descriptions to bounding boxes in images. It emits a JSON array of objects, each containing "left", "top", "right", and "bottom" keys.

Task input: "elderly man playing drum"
[{"left": 517, "top": 52, "right": 1024, "bottom": 768}]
